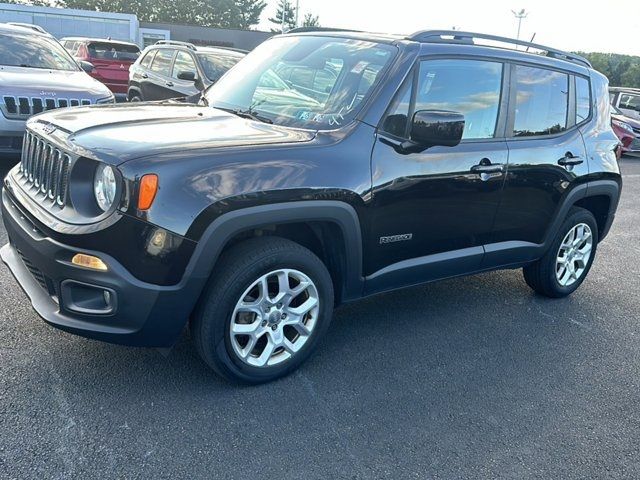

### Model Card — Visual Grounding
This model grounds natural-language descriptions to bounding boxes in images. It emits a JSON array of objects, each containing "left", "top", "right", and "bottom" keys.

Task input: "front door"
[{"left": 368, "top": 58, "right": 508, "bottom": 293}]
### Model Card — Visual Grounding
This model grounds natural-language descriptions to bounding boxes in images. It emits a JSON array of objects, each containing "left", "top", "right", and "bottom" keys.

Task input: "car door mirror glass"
[
  {"left": 79, "top": 60, "right": 95, "bottom": 73},
  {"left": 410, "top": 110, "right": 465, "bottom": 149},
  {"left": 177, "top": 70, "right": 197, "bottom": 82}
]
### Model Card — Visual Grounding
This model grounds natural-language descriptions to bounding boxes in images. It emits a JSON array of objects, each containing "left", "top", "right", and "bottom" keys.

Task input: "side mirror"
[
  {"left": 177, "top": 70, "right": 197, "bottom": 82},
  {"left": 79, "top": 60, "right": 95, "bottom": 73},
  {"left": 410, "top": 110, "right": 465, "bottom": 149}
]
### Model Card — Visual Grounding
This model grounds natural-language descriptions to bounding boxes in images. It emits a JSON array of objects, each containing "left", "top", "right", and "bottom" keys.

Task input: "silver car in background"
[{"left": 0, "top": 23, "right": 115, "bottom": 157}]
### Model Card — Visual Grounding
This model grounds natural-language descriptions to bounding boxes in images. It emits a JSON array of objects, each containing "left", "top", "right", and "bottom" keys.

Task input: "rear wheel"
[
  {"left": 523, "top": 207, "right": 598, "bottom": 298},
  {"left": 129, "top": 92, "right": 142, "bottom": 102},
  {"left": 191, "top": 237, "right": 334, "bottom": 384}
]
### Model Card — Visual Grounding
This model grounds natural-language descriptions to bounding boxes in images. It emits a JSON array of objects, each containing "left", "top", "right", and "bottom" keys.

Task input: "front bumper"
[{"left": 1, "top": 188, "right": 200, "bottom": 347}]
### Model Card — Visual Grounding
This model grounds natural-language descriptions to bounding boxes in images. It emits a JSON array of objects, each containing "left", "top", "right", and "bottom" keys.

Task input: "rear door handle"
[
  {"left": 558, "top": 152, "right": 584, "bottom": 166},
  {"left": 166, "top": 81, "right": 174, "bottom": 87},
  {"left": 141, "top": 73, "right": 148, "bottom": 79},
  {"left": 470, "top": 159, "right": 505, "bottom": 174}
]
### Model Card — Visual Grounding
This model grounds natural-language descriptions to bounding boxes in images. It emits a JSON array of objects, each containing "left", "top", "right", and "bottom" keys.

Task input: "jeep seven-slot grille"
[
  {"left": 19, "top": 132, "right": 72, "bottom": 207},
  {"left": 1, "top": 96, "right": 91, "bottom": 120}
]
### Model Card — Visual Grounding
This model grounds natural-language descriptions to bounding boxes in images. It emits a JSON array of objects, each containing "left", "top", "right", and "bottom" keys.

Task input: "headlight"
[
  {"left": 613, "top": 119, "right": 634, "bottom": 133},
  {"left": 94, "top": 164, "right": 117, "bottom": 212}
]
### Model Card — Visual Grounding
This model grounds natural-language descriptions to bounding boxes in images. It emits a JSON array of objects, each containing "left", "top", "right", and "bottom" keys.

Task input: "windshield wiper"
[{"left": 215, "top": 106, "right": 273, "bottom": 124}]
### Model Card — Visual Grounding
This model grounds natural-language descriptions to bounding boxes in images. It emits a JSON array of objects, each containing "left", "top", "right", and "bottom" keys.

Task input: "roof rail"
[
  {"left": 287, "top": 27, "right": 360, "bottom": 34},
  {"left": 407, "top": 30, "right": 592, "bottom": 68},
  {"left": 155, "top": 40, "right": 196, "bottom": 51},
  {"left": 7, "top": 22, "right": 48, "bottom": 34}
]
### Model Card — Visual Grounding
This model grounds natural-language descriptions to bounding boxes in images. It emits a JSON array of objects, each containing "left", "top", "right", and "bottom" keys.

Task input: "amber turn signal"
[
  {"left": 138, "top": 174, "right": 158, "bottom": 210},
  {"left": 71, "top": 253, "right": 108, "bottom": 271}
]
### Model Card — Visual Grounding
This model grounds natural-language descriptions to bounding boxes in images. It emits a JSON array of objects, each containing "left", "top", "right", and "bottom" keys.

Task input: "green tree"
[
  {"left": 233, "top": 0, "right": 266, "bottom": 29},
  {"left": 621, "top": 63, "right": 640, "bottom": 88},
  {"left": 268, "top": 0, "right": 297, "bottom": 33},
  {"left": 302, "top": 13, "right": 320, "bottom": 28}
]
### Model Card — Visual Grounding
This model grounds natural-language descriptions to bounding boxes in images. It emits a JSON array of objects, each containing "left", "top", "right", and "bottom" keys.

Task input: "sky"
[{"left": 258, "top": 0, "right": 640, "bottom": 56}]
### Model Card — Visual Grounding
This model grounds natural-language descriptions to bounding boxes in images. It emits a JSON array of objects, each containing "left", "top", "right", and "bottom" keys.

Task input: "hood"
[
  {"left": 612, "top": 113, "right": 640, "bottom": 130},
  {"left": 28, "top": 102, "right": 316, "bottom": 164},
  {"left": 0, "top": 65, "right": 111, "bottom": 98}
]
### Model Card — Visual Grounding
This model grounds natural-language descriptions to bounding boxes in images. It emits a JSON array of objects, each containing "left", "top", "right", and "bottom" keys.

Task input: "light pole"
[
  {"left": 511, "top": 9, "right": 528, "bottom": 41},
  {"left": 295, "top": 0, "right": 300, "bottom": 28}
]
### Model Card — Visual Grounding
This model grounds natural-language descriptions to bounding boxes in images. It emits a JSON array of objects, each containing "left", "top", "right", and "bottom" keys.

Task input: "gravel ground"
[{"left": 0, "top": 157, "right": 639, "bottom": 479}]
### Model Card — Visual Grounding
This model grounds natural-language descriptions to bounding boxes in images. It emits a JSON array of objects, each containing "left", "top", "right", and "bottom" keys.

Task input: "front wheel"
[
  {"left": 523, "top": 207, "right": 598, "bottom": 298},
  {"left": 191, "top": 237, "right": 334, "bottom": 384}
]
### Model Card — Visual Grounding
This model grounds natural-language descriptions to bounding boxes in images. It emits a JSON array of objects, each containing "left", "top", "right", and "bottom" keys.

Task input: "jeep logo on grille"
[
  {"left": 40, "top": 91, "right": 57, "bottom": 97},
  {"left": 41, "top": 124, "right": 57, "bottom": 135}
]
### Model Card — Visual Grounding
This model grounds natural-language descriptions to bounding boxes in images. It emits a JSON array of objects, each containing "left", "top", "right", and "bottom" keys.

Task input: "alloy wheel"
[
  {"left": 555, "top": 223, "right": 593, "bottom": 287},
  {"left": 229, "top": 269, "right": 320, "bottom": 368}
]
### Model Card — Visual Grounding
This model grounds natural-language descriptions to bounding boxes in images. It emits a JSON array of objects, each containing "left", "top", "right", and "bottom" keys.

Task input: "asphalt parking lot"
[{"left": 0, "top": 157, "right": 639, "bottom": 480}]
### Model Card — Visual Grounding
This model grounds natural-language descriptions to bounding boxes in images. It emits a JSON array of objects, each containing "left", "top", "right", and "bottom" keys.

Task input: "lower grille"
[
  {"left": 19, "top": 131, "right": 72, "bottom": 207},
  {"left": 16, "top": 249, "right": 49, "bottom": 292},
  {"left": 1, "top": 96, "right": 91, "bottom": 120}
]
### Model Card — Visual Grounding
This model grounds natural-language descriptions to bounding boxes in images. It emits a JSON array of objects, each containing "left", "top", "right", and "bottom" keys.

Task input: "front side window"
[
  {"left": 576, "top": 76, "right": 591, "bottom": 124},
  {"left": 619, "top": 93, "right": 640, "bottom": 112},
  {"left": 381, "top": 59, "right": 503, "bottom": 140},
  {"left": 513, "top": 66, "right": 569, "bottom": 137},
  {"left": 0, "top": 33, "right": 79, "bottom": 71},
  {"left": 172, "top": 51, "right": 197, "bottom": 78},
  {"left": 150, "top": 49, "right": 174, "bottom": 76},
  {"left": 204, "top": 36, "right": 396, "bottom": 130}
]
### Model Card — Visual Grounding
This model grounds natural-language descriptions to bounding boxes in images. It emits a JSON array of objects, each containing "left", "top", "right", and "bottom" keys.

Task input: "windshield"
[
  {"left": 204, "top": 36, "right": 396, "bottom": 129},
  {"left": 88, "top": 42, "right": 140, "bottom": 62},
  {"left": 197, "top": 52, "right": 244, "bottom": 82},
  {"left": 0, "top": 33, "right": 79, "bottom": 71}
]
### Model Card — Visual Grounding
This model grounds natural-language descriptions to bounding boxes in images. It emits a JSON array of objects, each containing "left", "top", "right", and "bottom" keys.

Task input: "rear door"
[
  {"left": 489, "top": 64, "right": 588, "bottom": 262},
  {"left": 144, "top": 48, "right": 177, "bottom": 100}
]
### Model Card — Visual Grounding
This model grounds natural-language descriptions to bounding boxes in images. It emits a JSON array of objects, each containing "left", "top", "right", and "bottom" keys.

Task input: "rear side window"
[
  {"left": 576, "top": 76, "right": 591, "bottom": 124},
  {"left": 513, "top": 66, "right": 569, "bottom": 137},
  {"left": 150, "top": 49, "right": 174, "bottom": 76},
  {"left": 381, "top": 59, "right": 503, "bottom": 140},
  {"left": 140, "top": 50, "right": 155, "bottom": 68}
]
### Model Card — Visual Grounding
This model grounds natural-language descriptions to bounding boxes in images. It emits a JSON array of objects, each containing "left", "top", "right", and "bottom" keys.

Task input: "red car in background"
[
  {"left": 61, "top": 37, "right": 141, "bottom": 101},
  {"left": 611, "top": 104, "right": 640, "bottom": 155}
]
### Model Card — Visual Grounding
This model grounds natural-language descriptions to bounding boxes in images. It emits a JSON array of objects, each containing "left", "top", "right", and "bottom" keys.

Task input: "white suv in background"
[{"left": 0, "top": 23, "right": 114, "bottom": 157}]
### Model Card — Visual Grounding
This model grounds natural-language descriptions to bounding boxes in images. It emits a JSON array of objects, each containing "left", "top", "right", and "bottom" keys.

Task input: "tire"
[
  {"left": 191, "top": 237, "right": 334, "bottom": 384},
  {"left": 523, "top": 207, "right": 599, "bottom": 298},
  {"left": 129, "top": 93, "right": 142, "bottom": 102}
]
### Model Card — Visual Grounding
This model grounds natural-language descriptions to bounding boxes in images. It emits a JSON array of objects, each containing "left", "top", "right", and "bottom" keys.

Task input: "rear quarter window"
[{"left": 576, "top": 76, "right": 591, "bottom": 124}]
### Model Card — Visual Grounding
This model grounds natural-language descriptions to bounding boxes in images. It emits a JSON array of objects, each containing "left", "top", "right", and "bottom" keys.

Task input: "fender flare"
[{"left": 182, "top": 201, "right": 365, "bottom": 302}]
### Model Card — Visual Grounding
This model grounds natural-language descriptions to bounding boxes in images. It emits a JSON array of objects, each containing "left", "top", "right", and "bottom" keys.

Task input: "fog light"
[{"left": 71, "top": 253, "right": 108, "bottom": 271}]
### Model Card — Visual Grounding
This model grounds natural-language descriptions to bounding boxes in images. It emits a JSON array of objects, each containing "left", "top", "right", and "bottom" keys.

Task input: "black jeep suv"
[{"left": 1, "top": 30, "right": 621, "bottom": 383}]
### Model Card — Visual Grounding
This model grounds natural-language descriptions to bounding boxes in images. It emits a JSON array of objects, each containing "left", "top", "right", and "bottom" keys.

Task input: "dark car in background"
[
  {"left": 127, "top": 41, "right": 244, "bottom": 102},
  {"left": 61, "top": 37, "right": 141, "bottom": 101},
  {"left": 611, "top": 104, "right": 640, "bottom": 154},
  {"left": 0, "top": 23, "right": 114, "bottom": 157}
]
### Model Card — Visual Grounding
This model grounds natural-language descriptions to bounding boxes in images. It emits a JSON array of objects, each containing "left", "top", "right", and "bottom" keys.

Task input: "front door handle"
[
  {"left": 141, "top": 73, "right": 148, "bottom": 79},
  {"left": 166, "top": 81, "right": 174, "bottom": 87},
  {"left": 558, "top": 152, "right": 584, "bottom": 166},
  {"left": 470, "top": 159, "right": 505, "bottom": 174}
]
